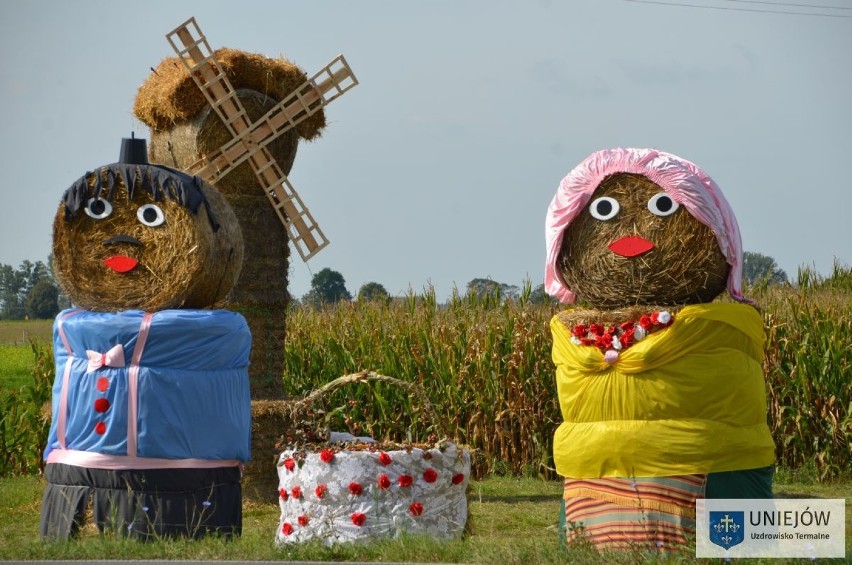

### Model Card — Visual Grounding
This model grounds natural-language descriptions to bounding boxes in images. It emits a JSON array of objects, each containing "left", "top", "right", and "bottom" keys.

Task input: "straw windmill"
[{"left": 134, "top": 17, "right": 357, "bottom": 399}]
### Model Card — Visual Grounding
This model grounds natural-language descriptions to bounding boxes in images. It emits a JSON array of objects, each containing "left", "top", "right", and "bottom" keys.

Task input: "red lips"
[
  {"left": 608, "top": 236, "right": 654, "bottom": 258},
  {"left": 104, "top": 256, "right": 139, "bottom": 273}
]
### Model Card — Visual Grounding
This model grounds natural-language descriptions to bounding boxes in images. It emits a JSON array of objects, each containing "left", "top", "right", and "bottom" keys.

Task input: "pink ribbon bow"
[{"left": 86, "top": 344, "right": 126, "bottom": 373}]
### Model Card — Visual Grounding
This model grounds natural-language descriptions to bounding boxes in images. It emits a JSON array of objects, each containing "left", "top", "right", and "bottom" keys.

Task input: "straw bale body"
[
  {"left": 52, "top": 165, "right": 243, "bottom": 312},
  {"left": 243, "top": 399, "right": 289, "bottom": 503},
  {"left": 133, "top": 48, "right": 329, "bottom": 400}
]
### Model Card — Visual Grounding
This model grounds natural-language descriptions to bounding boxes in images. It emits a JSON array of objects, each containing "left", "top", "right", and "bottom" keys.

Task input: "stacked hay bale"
[
  {"left": 134, "top": 49, "right": 329, "bottom": 502},
  {"left": 133, "top": 48, "right": 327, "bottom": 400}
]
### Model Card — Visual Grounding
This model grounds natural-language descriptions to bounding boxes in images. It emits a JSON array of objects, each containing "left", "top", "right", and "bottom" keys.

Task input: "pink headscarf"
[{"left": 544, "top": 147, "right": 746, "bottom": 304}]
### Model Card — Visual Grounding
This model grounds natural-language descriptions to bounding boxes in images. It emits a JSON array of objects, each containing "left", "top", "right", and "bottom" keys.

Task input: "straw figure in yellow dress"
[{"left": 544, "top": 148, "right": 775, "bottom": 551}]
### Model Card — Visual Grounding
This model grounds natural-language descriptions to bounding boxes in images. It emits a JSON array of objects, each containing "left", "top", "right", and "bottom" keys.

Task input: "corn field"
[
  {"left": 282, "top": 266, "right": 851, "bottom": 481},
  {"left": 282, "top": 288, "right": 562, "bottom": 478},
  {"left": 1, "top": 266, "right": 850, "bottom": 481}
]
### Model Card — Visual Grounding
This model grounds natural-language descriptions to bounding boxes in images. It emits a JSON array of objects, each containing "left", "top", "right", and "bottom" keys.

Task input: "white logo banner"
[{"left": 696, "top": 498, "right": 845, "bottom": 558}]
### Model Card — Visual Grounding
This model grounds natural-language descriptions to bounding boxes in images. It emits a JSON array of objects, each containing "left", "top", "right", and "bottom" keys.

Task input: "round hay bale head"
[
  {"left": 557, "top": 173, "right": 728, "bottom": 309},
  {"left": 148, "top": 89, "right": 301, "bottom": 195},
  {"left": 134, "top": 48, "right": 325, "bottom": 141},
  {"left": 52, "top": 164, "right": 243, "bottom": 312}
]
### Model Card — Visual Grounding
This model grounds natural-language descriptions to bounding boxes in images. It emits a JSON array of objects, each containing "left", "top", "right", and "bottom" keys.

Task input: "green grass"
[{"left": 1, "top": 474, "right": 848, "bottom": 563}]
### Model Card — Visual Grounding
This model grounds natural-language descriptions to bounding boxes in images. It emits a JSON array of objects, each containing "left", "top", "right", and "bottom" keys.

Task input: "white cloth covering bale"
[{"left": 275, "top": 442, "right": 470, "bottom": 545}]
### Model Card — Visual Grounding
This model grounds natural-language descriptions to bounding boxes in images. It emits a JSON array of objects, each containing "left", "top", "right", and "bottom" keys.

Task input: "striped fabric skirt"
[{"left": 562, "top": 475, "right": 706, "bottom": 552}]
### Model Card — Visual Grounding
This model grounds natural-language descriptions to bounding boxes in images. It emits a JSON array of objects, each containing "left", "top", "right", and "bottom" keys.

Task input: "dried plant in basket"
[{"left": 275, "top": 370, "right": 451, "bottom": 453}]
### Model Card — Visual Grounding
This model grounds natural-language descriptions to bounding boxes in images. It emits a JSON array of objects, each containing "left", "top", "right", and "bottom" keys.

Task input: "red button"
[
  {"left": 94, "top": 422, "right": 107, "bottom": 435},
  {"left": 94, "top": 398, "right": 110, "bottom": 413},
  {"left": 96, "top": 377, "right": 109, "bottom": 392}
]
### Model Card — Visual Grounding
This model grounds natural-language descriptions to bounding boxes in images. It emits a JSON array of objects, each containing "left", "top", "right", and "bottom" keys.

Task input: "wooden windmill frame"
[{"left": 165, "top": 17, "right": 357, "bottom": 261}]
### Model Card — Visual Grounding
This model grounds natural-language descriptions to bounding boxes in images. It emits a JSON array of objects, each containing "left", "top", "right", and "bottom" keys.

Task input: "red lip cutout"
[
  {"left": 608, "top": 236, "right": 655, "bottom": 258},
  {"left": 104, "top": 256, "right": 139, "bottom": 273}
]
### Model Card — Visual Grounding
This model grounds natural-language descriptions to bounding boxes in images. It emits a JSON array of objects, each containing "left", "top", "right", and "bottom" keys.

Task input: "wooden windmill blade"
[
  {"left": 164, "top": 17, "right": 351, "bottom": 261},
  {"left": 188, "top": 55, "right": 358, "bottom": 185},
  {"left": 166, "top": 18, "right": 252, "bottom": 138}
]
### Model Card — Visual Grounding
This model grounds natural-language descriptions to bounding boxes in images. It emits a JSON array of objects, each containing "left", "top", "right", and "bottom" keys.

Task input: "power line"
[
  {"left": 725, "top": 0, "right": 852, "bottom": 10},
  {"left": 621, "top": 0, "right": 852, "bottom": 17}
]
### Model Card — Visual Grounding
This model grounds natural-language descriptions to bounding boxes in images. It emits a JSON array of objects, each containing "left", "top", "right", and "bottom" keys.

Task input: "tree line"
[
  {"left": 300, "top": 252, "right": 789, "bottom": 307},
  {"left": 0, "top": 252, "right": 789, "bottom": 318},
  {"left": 0, "top": 260, "right": 67, "bottom": 320}
]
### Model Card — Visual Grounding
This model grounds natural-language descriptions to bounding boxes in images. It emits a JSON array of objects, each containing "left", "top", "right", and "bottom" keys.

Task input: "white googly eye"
[
  {"left": 588, "top": 197, "right": 620, "bottom": 221},
  {"left": 85, "top": 197, "right": 113, "bottom": 220},
  {"left": 647, "top": 192, "right": 680, "bottom": 217},
  {"left": 137, "top": 204, "right": 166, "bottom": 227}
]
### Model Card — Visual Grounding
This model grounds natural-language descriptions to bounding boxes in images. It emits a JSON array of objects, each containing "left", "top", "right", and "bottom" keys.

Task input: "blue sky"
[{"left": 1, "top": 0, "right": 850, "bottom": 301}]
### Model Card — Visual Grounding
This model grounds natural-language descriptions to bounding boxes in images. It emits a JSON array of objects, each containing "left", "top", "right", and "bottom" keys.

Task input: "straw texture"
[
  {"left": 556, "top": 173, "right": 728, "bottom": 309},
  {"left": 52, "top": 167, "right": 243, "bottom": 312}
]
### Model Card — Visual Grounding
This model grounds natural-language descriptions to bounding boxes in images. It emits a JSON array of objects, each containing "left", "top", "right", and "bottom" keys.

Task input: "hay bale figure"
[
  {"left": 133, "top": 48, "right": 328, "bottom": 400},
  {"left": 544, "top": 148, "right": 775, "bottom": 552},
  {"left": 41, "top": 139, "right": 252, "bottom": 540}
]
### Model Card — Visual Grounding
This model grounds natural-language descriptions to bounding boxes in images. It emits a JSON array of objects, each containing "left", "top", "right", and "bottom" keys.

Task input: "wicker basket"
[{"left": 272, "top": 371, "right": 471, "bottom": 545}]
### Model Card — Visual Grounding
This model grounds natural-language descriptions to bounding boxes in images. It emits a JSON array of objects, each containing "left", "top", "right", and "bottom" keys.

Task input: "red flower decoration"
[
  {"left": 94, "top": 422, "right": 107, "bottom": 435},
  {"left": 452, "top": 473, "right": 465, "bottom": 485},
  {"left": 315, "top": 484, "right": 328, "bottom": 499},
  {"left": 398, "top": 474, "right": 414, "bottom": 487},
  {"left": 348, "top": 482, "right": 363, "bottom": 495},
  {"left": 278, "top": 487, "right": 288, "bottom": 501},
  {"left": 378, "top": 451, "right": 392, "bottom": 465},
  {"left": 298, "top": 514, "right": 309, "bottom": 527},
  {"left": 319, "top": 449, "right": 335, "bottom": 463},
  {"left": 594, "top": 333, "right": 613, "bottom": 349},
  {"left": 282, "top": 457, "right": 296, "bottom": 472},
  {"left": 291, "top": 486, "right": 302, "bottom": 499},
  {"left": 409, "top": 502, "right": 424, "bottom": 516},
  {"left": 378, "top": 474, "right": 391, "bottom": 490},
  {"left": 351, "top": 512, "right": 367, "bottom": 526},
  {"left": 423, "top": 468, "right": 438, "bottom": 483},
  {"left": 573, "top": 311, "right": 674, "bottom": 356},
  {"left": 96, "top": 377, "right": 110, "bottom": 392},
  {"left": 281, "top": 522, "right": 294, "bottom": 535},
  {"left": 93, "top": 398, "right": 110, "bottom": 413}
]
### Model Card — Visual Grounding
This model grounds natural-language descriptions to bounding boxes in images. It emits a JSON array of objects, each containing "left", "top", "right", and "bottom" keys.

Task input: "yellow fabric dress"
[{"left": 552, "top": 302, "right": 775, "bottom": 479}]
